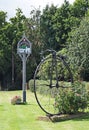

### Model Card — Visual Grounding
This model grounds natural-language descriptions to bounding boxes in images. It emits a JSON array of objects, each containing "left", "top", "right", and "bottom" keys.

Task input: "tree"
[
  {"left": 0, "top": 11, "right": 7, "bottom": 28},
  {"left": 72, "top": 0, "right": 89, "bottom": 18},
  {"left": 40, "top": 0, "right": 89, "bottom": 51},
  {"left": 0, "top": 8, "right": 42, "bottom": 90},
  {"left": 0, "top": 11, "right": 12, "bottom": 90},
  {"left": 67, "top": 17, "right": 89, "bottom": 80},
  {"left": 0, "top": 9, "right": 26, "bottom": 90},
  {"left": 40, "top": 4, "right": 57, "bottom": 50},
  {"left": 24, "top": 8, "right": 42, "bottom": 82},
  {"left": 9, "top": 8, "right": 26, "bottom": 90},
  {"left": 52, "top": 0, "right": 72, "bottom": 49},
  {"left": 40, "top": 1, "right": 80, "bottom": 50}
]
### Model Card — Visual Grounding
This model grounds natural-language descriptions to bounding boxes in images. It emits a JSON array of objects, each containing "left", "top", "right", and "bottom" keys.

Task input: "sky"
[{"left": 0, "top": 0, "right": 75, "bottom": 19}]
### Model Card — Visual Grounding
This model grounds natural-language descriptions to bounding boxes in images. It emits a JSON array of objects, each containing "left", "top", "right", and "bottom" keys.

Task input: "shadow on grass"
[
  {"left": 15, "top": 102, "right": 38, "bottom": 106},
  {"left": 37, "top": 112, "right": 89, "bottom": 123},
  {"left": 15, "top": 102, "right": 31, "bottom": 105}
]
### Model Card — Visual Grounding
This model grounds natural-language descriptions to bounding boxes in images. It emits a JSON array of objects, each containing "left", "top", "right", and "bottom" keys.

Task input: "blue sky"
[{"left": 0, "top": 0, "right": 75, "bottom": 19}]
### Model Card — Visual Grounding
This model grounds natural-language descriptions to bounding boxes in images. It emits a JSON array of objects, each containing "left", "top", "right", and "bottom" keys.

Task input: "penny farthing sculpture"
[{"left": 34, "top": 49, "right": 73, "bottom": 116}]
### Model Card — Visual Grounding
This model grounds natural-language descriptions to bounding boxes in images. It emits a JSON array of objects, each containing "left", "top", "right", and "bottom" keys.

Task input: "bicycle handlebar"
[{"left": 40, "top": 49, "right": 67, "bottom": 60}]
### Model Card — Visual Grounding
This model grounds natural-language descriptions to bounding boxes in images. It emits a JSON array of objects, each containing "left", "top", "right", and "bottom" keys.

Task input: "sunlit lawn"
[{"left": 0, "top": 90, "right": 89, "bottom": 130}]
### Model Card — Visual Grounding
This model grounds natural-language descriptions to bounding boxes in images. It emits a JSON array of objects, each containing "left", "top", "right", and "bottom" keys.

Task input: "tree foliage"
[
  {"left": 0, "top": 0, "right": 89, "bottom": 90},
  {"left": 40, "top": 4, "right": 57, "bottom": 50},
  {"left": 40, "top": 0, "right": 89, "bottom": 50},
  {"left": 24, "top": 8, "right": 42, "bottom": 82},
  {"left": 67, "top": 17, "right": 89, "bottom": 80}
]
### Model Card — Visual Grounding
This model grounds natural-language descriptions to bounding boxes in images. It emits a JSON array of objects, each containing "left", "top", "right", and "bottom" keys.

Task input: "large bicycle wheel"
[{"left": 34, "top": 55, "right": 73, "bottom": 116}]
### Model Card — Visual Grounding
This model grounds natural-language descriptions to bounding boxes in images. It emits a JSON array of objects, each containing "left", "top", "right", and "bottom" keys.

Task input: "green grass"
[{"left": 0, "top": 90, "right": 89, "bottom": 130}]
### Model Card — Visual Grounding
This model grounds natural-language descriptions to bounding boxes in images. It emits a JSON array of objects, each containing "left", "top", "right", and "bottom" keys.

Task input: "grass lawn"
[{"left": 0, "top": 90, "right": 89, "bottom": 130}]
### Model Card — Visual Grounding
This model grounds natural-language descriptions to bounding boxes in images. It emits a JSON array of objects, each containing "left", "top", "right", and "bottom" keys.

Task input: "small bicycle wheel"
[{"left": 34, "top": 54, "right": 73, "bottom": 116}]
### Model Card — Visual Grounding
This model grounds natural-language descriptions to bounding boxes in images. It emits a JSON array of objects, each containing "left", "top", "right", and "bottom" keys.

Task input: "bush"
[
  {"left": 29, "top": 80, "right": 34, "bottom": 92},
  {"left": 55, "top": 81, "right": 89, "bottom": 114},
  {"left": 11, "top": 96, "right": 22, "bottom": 105}
]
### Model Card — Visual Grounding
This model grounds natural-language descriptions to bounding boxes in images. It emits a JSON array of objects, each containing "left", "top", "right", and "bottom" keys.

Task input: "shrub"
[
  {"left": 11, "top": 96, "right": 22, "bottom": 105},
  {"left": 29, "top": 80, "right": 34, "bottom": 92},
  {"left": 55, "top": 81, "right": 89, "bottom": 114}
]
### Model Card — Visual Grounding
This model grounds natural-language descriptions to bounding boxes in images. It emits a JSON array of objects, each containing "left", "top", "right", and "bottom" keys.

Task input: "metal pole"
[{"left": 22, "top": 53, "right": 26, "bottom": 103}]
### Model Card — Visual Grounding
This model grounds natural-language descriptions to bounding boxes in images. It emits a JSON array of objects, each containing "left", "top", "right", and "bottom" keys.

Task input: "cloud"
[{"left": 0, "top": 0, "right": 75, "bottom": 19}]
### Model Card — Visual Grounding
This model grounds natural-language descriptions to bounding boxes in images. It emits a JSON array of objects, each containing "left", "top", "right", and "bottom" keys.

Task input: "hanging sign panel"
[{"left": 17, "top": 35, "right": 32, "bottom": 55}]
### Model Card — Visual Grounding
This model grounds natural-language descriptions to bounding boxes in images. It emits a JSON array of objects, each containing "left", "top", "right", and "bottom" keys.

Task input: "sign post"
[{"left": 17, "top": 34, "right": 32, "bottom": 103}]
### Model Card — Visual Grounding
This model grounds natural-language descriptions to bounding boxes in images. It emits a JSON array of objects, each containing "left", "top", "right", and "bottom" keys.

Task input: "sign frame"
[
  {"left": 17, "top": 34, "right": 32, "bottom": 59},
  {"left": 17, "top": 34, "right": 32, "bottom": 103}
]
